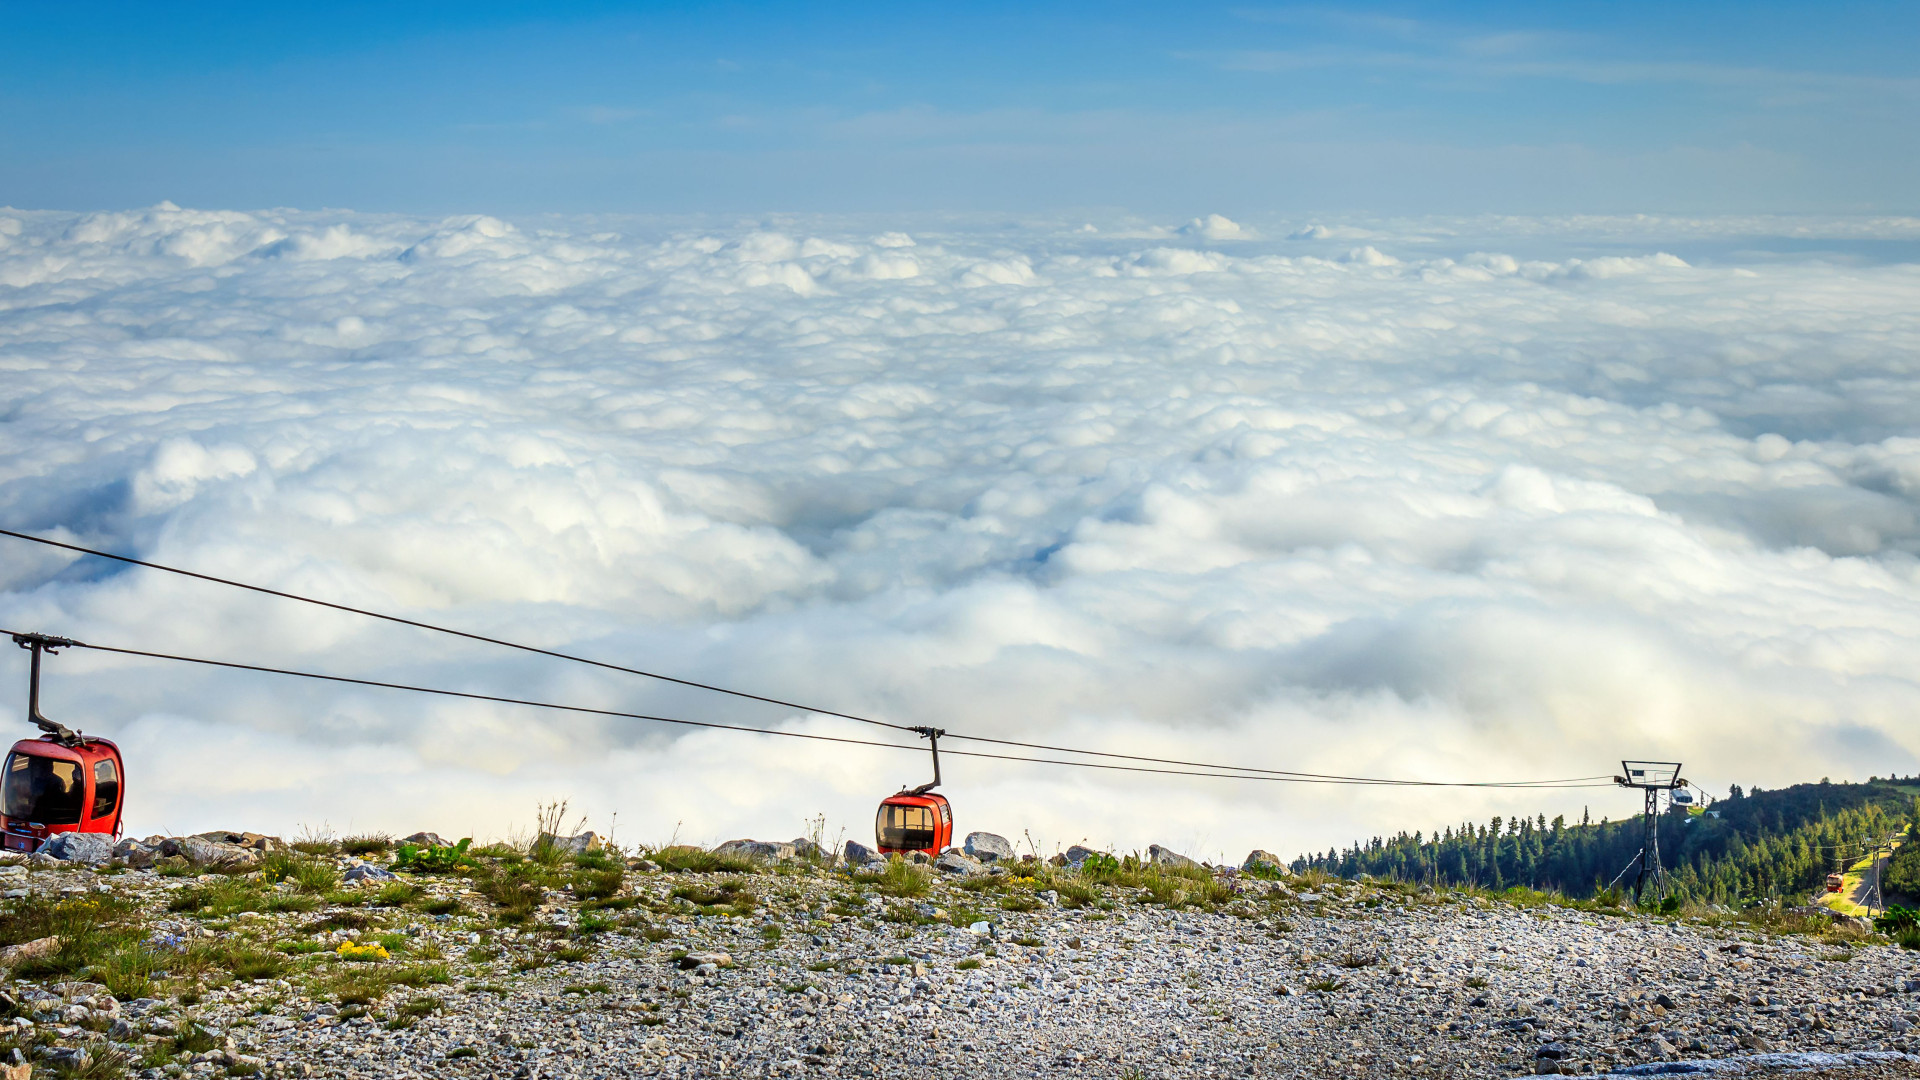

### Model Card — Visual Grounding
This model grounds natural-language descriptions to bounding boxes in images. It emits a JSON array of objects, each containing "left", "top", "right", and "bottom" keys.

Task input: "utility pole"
[{"left": 1614, "top": 761, "right": 1688, "bottom": 904}]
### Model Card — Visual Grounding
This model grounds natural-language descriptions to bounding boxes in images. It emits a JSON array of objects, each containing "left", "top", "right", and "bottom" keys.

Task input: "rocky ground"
[{"left": 0, "top": 832, "right": 1917, "bottom": 1079}]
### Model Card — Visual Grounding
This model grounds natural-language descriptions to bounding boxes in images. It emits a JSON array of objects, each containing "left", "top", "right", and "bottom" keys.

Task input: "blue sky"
[{"left": 2, "top": 1, "right": 1915, "bottom": 214}]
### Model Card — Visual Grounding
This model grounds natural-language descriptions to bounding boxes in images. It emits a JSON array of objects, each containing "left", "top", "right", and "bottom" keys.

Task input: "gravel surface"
[{"left": 7, "top": 854, "right": 1920, "bottom": 1079}]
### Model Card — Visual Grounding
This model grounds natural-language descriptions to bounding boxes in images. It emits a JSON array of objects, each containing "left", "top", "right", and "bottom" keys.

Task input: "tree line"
[{"left": 1294, "top": 777, "right": 1920, "bottom": 905}]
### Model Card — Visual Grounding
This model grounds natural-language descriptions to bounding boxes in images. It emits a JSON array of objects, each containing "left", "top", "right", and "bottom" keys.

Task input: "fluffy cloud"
[{"left": 2, "top": 204, "right": 1918, "bottom": 861}]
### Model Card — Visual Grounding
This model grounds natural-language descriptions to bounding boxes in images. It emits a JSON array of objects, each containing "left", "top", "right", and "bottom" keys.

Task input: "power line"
[
  {"left": 0, "top": 527, "right": 1612, "bottom": 788},
  {"left": 2, "top": 629, "right": 1618, "bottom": 790}
]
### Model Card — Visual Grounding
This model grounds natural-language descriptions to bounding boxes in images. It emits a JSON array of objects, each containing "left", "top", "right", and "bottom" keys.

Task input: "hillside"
[
  {"left": 0, "top": 830, "right": 1916, "bottom": 1079},
  {"left": 1302, "top": 778, "right": 1920, "bottom": 906}
]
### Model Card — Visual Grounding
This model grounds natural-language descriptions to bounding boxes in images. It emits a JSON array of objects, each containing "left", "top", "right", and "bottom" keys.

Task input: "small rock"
[
  {"left": 0, "top": 936, "right": 61, "bottom": 969},
  {"left": 1148, "top": 844, "right": 1198, "bottom": 869},
  {"left": 110, "top": 838, "right": 156, "bottom": 869},
  {"left": 1063, "top": 845, "right": 1103, "bottom": 867},
  {"left": 842, "top": 841, "right": 878, "bottom": 866},
  {"left": 538, "top": 831, "right": 603, "bottom": 856},
  {"left": 341, "top": 862, "right": 395, "bottom": 883},
  {"left": 1243, "top": 850, "right": 1289, "bottom": 874},
  {"left": 933, "top": 851, "right": 982, "bottom": 876},
  {"left": 676, "top": 952, "right": 733, "bottom": 970},
  {"left": 191, "top": 830, "right": 281, "bottom": 852},
  {"left": 963, "top": 832, "right": 1014, "bottom": 862},
  {"left": 42, "top": 1048, "right": 89, "bottom": 1071},
  {"left": 400, "top": 832, "right": 447, "bottom": 848}
]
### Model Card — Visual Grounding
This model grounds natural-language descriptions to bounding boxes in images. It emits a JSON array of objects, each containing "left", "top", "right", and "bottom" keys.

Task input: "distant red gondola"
[
  {"left": 875, "top": 726, "right": 951, "bottom": 857},
  {"left": 3, "top": 634, "right": 124, "bottom": 852},
  {"left": 1825, "top": 873, "right": 1843, "bottom": 893}
]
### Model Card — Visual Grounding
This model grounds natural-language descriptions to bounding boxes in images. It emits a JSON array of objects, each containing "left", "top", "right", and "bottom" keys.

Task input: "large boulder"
[
  {"left": 38, "top": 833, "right": 114, "bottom": 866},
  {"left": 934, "top": 850, "right": 983, "bottom": 876},
  {"left": 713, "top": 839, "right": 795, "bottom": 863},
  {"left": 963, "top": 832, "right": 1014, "bottom": 862},
  {"left": 192, "top": 831, "right": 281, "bottom": 852},
  {"left": 1243, "top": 850, "right": 1289, "bottom": 875},
  {"left": 538, "top": 831, "right": 603, "bottom": 856},
  {"left": 111, "top": 839, "right": 157, "bottom": 869},
  {"left": 842, "top": 840, "right": 878, "bottom": 867},
  {"left": 790, "top": 838, "right": 824, "bottom": 860},
  {"left": 1148, "top": 844, "right": 1199, "bottom": 870},
  {"left": 169, "top": 836, "right": 260, "bottom": 869},
  {"left": 401, "top": 832, "right": 448, "bottom": 848}
]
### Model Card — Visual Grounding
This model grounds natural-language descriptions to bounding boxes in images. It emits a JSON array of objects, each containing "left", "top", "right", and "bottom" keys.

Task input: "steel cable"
[
  {"left": 1, "top": 628, "right": 1618, "bottom": 789},
  {"left": 0, "top": 527, "right": 1611, "bottom": 788}
]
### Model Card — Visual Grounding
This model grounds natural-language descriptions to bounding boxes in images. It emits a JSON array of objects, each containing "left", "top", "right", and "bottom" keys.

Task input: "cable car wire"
[
  {"left": 0, "top": 527, "right": 1608, "bottom": 787},
  {"left": 0, "top": 527, "right": 921, "bottom": 733},
  {"left": 0, "top": 627, "right": 1618, "bottom": 789}
]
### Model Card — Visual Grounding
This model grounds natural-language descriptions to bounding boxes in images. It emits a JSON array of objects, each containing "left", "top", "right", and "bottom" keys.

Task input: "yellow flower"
[{"left": 335, "top": 941, "right": 389, "bottom": 962}]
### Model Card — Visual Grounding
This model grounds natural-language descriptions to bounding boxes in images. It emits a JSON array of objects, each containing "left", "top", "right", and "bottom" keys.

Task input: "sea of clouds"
[{"left": 2, "top": 204, "right": 1919, "bottom": 864}]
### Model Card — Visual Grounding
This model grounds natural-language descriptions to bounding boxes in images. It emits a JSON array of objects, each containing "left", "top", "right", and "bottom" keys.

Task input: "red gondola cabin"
[
  {"left": 874, "top": 725, "right": 951, "bottom": 857},
  {"left": 1825, "top": 873, "right": 1844, "bottom": 893},
  {"left": 875, "top": 792, "right": 950, "bottom": 857},
  {"left": 1, "top": 736, "right": 124, "bottom": 852},
  {"left": 4, "top": 633, "right": 124, "bottom": 851}
]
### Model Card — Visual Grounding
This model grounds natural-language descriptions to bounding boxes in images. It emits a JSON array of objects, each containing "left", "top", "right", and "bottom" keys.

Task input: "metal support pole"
[
  {"left": 12, "top": 632, "right": 79, "bottom": 746},
  {"left": 907, "top": 725, "right": 945, "bottom": 795}
]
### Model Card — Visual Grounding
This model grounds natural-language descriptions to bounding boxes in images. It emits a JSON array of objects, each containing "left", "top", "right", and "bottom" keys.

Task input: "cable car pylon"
[{"left": 1614, "top": 759, "right": 1687, "bottom": 904}]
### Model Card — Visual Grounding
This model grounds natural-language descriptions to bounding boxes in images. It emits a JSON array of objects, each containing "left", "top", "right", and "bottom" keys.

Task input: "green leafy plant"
[
  {"left": 394, "top": 838, "right": 475, "bottom": 874},
  {"left": 1874, "top": 905, "right": 1918, "bottom": 933}
]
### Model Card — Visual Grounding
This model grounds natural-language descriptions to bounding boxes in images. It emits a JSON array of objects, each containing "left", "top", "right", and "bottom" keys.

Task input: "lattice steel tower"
[{"left": 1615, "top": 760, "right": 1688, "bottom": 902}]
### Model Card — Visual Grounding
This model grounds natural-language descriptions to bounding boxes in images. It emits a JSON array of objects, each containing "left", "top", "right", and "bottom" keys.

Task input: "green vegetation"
[
  {"left": 572, "top": 867, "right": 624, "bottom": 902},
  {"left": 1875, "top": 905, "right": 1920, "bottom": 949},
  {"left": 370, "top": 883, "right": 423, "bottom": 907},
  {"left": 471, "top": 861, "right": 545, "bottom": 924},
  {"left": 394, "top": 838, "right": 476, "bottom": 874},
  {"left": 1305, "top": 777, "right": 1920, "bottom": 906},
  {"left": 1882, "top": 825, "right": 1920, "bottom": 900},
  {"left": 339, "top": 834, "right": 392, "bottom": 857},
  {"left": 669, "top": 879, "right": 756, "bottom": 916},
  {"left": 855, "top": 857, "right": 932, "bottom": 898},
  {"left": 647, "top": 845, "right": 758, "bottom": 874}
]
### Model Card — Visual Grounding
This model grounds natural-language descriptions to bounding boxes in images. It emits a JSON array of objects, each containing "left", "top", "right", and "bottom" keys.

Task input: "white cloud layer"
[{"left": 3, "top": 205, "right": 1920, "bottom": 862}]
